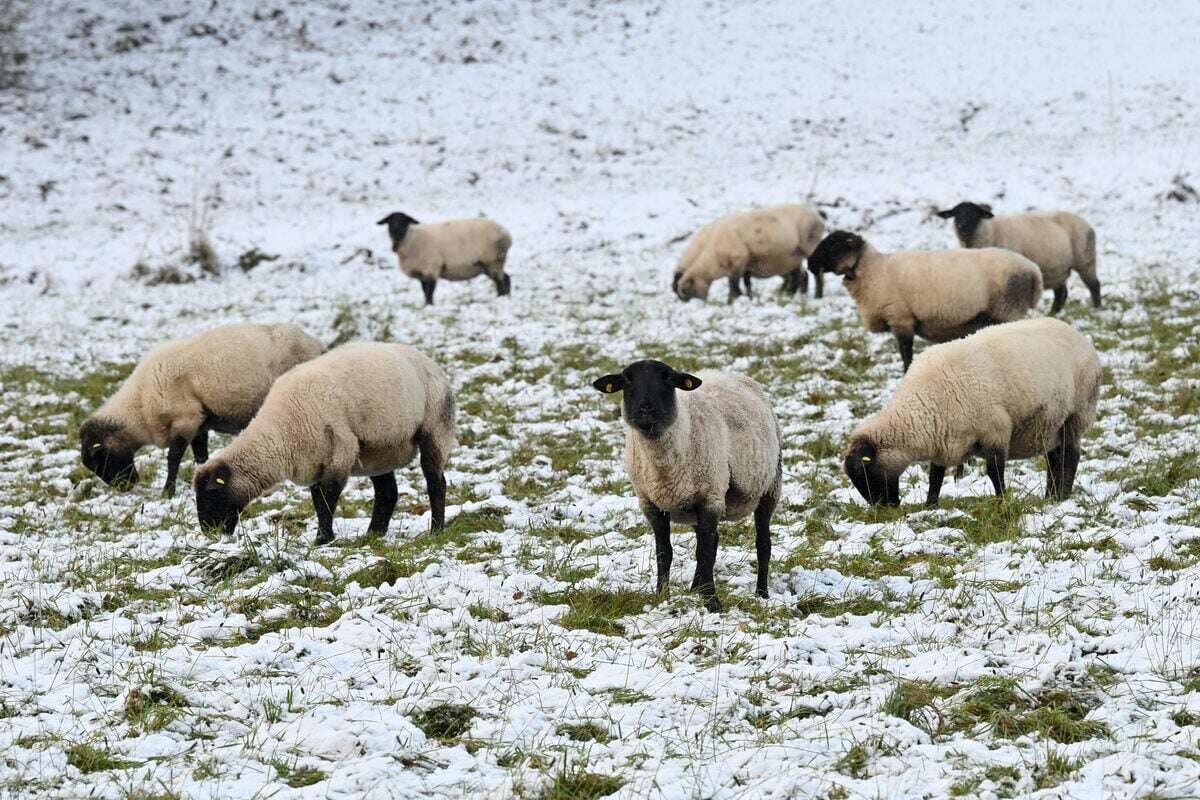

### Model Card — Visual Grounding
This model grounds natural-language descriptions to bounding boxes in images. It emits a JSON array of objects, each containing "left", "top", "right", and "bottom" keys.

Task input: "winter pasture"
[{"left": 1, "top": 0, "right": 1199, "bottom": 798}]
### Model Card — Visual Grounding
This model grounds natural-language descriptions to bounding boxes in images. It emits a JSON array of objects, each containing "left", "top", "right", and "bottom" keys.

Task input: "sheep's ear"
[
  {"left": 935, "top": 208, "right": 956, "bottom": 219},
  {"left": 376, "top": 216, "right": 391, "bottom": 225},
  {"left": 673, "top": 372, "right": 701, "bottom": 391},
  {"left": 978, "top": 204, "right": 994, "bottom": 218},
  {"left": 592, "top": 375, "right": 625, "bottom": 394}
]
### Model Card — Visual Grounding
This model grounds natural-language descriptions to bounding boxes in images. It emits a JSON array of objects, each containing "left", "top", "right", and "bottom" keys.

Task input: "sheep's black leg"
[
  {"left": 310, "top": 476, "right": 346, "bottom": 546},
  {"left": 1061, "top": 418, "right": 1082, "bottom": 495},
  {"left": 368, "top": 471, "right": 399, "bottom": 534},
  {"left": 753, "top": 494, "right": 776, "bottom": 599},
  {"left": 190, "top": 429, "right": 209, "bottom": 464},
  {"left": 643, "top": 503, "right": 672, "bottom": 594},
  {"left": 1081, "top": 271, "right": 1102, "bottom": 308},
  {"left": 162, "top": 436, "right": 188, "bottom": 498},
  {"left": 419, "top": 278, "right": 436, "bottom": 306},
  {"left": 691, "top": 509, "right": 722, "bottom": 612},
  {"left": 887, "top": 473, "right": 901, "bottom": 506},
  {"left": 727, "top": 275, "right": 741, "bottom": 303},
  {"left": 813, "top": 268, "right": 824, "bottom": 299},
  {"left": 417, "top": 434, "right": 446, "bottom": 531},
  {"left": 984, "top": 448, "right": 1007, "bottom": 498},
  {"left": 742, "top": 272, "right": 753, "bottom": 298},
  {"left": 1046, "top": 445, "right": 1066, "bottom": 500},
  {"left": 896, "top": 333, "right": 915, "bottom": 373},
  {"left": 926, "top": 464, "right": 946, "bottom": 507},
  {"left": 494, "top": 271, "right": 512, "bottom": 296},
  {"left": 1050, "top": 286, "right": 1068, "bottom": 315}
]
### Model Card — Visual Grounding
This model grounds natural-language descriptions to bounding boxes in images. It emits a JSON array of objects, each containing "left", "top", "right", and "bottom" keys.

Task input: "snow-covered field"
[{"left": 2, "top": 1, "right": 1200, "bottom": 797}]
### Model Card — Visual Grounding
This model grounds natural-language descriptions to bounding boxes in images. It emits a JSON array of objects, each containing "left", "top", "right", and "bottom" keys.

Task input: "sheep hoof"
[
  {"left": 756, "top": 588, "right": 768, "bottom": 600},
  {"left": 703, "top": 595, "right": 723, "bottom": 613},
  {"left": 314, "top": 531, "right": 334, "bottom": 546}
]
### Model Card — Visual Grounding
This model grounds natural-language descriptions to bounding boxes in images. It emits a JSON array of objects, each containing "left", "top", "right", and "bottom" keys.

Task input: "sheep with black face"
[
  {"left": 672, "top": 204, "right": 825, "bottom": 302},
  {"left": 593, "top": 360, "right": 782, "bottom": 611},
  {"left": 193, "top": 342, "right": 455, "bottom": 544},
  {"left": 377, "top": 211, "right": 513, "bottom": 305},
  {"left": 808, "top": 230, "right": 1043, "bottom": 372},
  {"left": 844, "top": 317, "right": 1100, "bottom": 508},
  {"left": 936, "top": 201, "right": 1100, "bottom": 313},
  {"left": 79, "top": 323, "right": 323, "bottom": 496}
]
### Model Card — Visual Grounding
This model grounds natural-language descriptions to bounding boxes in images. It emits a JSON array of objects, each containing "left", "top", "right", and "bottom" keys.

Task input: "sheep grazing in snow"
[
  {"left": 936, "top": 201, "right": 1101, "bottom": 314},
  {"left": 592, "top": 360, "right": 782, "bottom": 611},
  {"left": 193, "top": 342, "right": 455, "bottom": 545},
  {"left": 79, "top": 323, "right": 324, "bottom": 497},
  {"left": 377, "top": 212, "right": 513, "bottom": 305},
  {"left": 844, "top": 317, "right": 1101, "bottom": 508},
  {"left": 807, "top": 230, "right": 1044, "bottom": 372},
  {"left": 672, "top": 204, "right": 825, "bottom": 303}
]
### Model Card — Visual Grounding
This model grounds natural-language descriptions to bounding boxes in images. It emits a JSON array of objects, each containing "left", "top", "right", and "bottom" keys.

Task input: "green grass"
[
  {"left": 412, "top": 703, "right": 477, "bottom": 741},
  {"left": 542, "top": 762, "right": 624, "bottom": 800},
  {"left": 272, "top": 758, "right": 326, "bottom": 788},
  {"left": 537, "top": 587, "right": 663, "bottom": 636},
  {"left": 66, "top": 742, "right": 140, "bottom": 773}
]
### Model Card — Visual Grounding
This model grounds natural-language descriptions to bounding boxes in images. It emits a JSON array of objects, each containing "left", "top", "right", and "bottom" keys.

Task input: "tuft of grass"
[
  {"left": 66, "top": 742, "right": 140, "bottom": 773},
  {"left": 124, "top": 684, "right": 189, "bottom": 734},
  {"left": 542, "top": 762, "right": 624, "bottom": 800},
  {"left": 557, "top": 722, "right": 610, "bottom": 743},
  {"left": 537, "top": 587, "right": 662, "bottom": 636},
  {"left": 1033, "top": 746, "right": 1079, "bottom": 789},
  {"left": 944, "top": 679, "right": 1107, "bottom": 743},
  {"left": 835, "top": 735, "right": 896, "bottom": 779},
  {"left": 271, "top": 758, "right": 326, "bottom": 788},
  {"left": 1118, "top": 452, "right": 1200, "bottom": 498},
  {"left": 468, "top": 603, "right": 510, "bottom": 622},
  {"left": 881, "top": 680, "right": 950, "bottom": 736},
  {"left": 412, "top": 703, "right": 477, "bottom": 741}
]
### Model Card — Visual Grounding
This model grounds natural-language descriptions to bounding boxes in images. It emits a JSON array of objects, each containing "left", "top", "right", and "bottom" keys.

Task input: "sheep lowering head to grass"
[
  {"left": 193, "top": 342, "right": 455, "bottom": 545},
  {"left": 377, "top": 211, "right": 513, "bottom": 306},
  {"left": 807, "top": 230, "right": 1043, "bottom": 372},
  {"left": 592, "top": 360, "right": 782, "bottom": 611},
  {"left": 936, "top": 201, "right": 1101, "bottom": 313},
  {"left": 79, "top": 323, "right": 324, "bottom": 497},
  {"left": 844, "top": 317, "right": 1100, "bottom": 508},
  {"left": 672, "top": 204, "right": 825, "bottom": 303}
]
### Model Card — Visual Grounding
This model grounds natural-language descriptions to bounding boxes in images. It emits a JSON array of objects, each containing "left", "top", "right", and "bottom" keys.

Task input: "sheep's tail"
[{"left": 1075, "top": 227, "right": 1102, "bottom": 308}]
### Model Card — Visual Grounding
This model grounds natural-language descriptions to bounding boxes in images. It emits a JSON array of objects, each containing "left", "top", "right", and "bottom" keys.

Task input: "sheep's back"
[{"left": 692, "top": 372, "right": 781, "bottom": 510}]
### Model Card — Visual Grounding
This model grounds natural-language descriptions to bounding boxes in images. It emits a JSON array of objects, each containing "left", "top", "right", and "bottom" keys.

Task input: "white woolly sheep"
[
  {"left": 193, "top": 342, "right": 456, "bottom": 545},
  {"left": 377, "top": 211, "right": 513, "bottom": 305},
  {"left": 79, "top": 323, "right": 324, "bottom": 497},
  {"left": 592, "top": 360, "right": 782, "bottom": 611},
  {"left": 807, "top": 230, "right": 1044, "bottom": 372},
  {"left": 843, "top": 317, "right": 1101, "bottom": 507},
  {"left": 673, "top": 204, "right": 826, "bottom": 302},
  {"left": 937, "top": 201, "right": 1100, "bottom": 313}
]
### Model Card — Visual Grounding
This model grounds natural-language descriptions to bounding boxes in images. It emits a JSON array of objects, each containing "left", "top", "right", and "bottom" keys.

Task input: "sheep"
[
  {"left": 807, "top": 230, "right": 1044, "bottom": 372},
  {"left": 672, "top": 204, "right": 825, "bottom": 303},
  {"left": 79, "top": 323, "right": 324, "bottom": 497},
  {"left": 592, "top": 360, "right": 782, "bottom": 612},
  {"left": 377, "top": 212, "right": 513, "bottom": 305},
  {"left": 843, "top": 317, "right": 1101, "bottom": 508},
  {"left": 936, "top": 202, "right": 1100, "bottom": 314},
  {"left": 193, "top": 342, "right": 455, "bottom": 545}
]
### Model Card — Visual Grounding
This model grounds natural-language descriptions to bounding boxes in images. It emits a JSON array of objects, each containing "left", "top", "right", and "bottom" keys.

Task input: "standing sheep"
[
  {"left": 807, "top": 231, "right": 1044, "bottom": 372},
  {"left": 673, "top": 204, "right": 825, "bottom": 302},
  {"left": 592, "top": 360, "right": 782, "bottom": 611},
  {"left": 193, "top": 342, "right": 455, "bottom": 545},
  {"left": 843, "top": 318, "right": 1101, "bottom": 507},
  {"left": 936, "top": 201, "right": 1100, "bottom": 313},
  {"left": 377, "top": 211, "right": 513, "bottom": 305},
  {"left": 79, "top": 323, "right": 324, "bottom": 497}
]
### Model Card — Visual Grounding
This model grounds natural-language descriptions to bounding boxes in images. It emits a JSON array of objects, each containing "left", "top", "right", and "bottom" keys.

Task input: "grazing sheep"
[
  {"left": 843, "top": 317, "right": 1101, "bottom": 507},
  {"left": 673, "top": 204, "right": 825, "bottom": 302},
  {"left": 193, "top": 342, "right": 455, "bottom": 545},
  {"left": 592, "top": 360, "right": 782, "bottom": 611},
  {"left": 807, "top": 231, "right": 1043, "bottom": 372},
  {"left": 79, "top": 323, "right": 324, "bottom": 497},
  {"left": 937, "top": 202, "right": 1100, "bottom": 313},
  {"left": 377, "top": 212, "right": 513, "bottom": 305}
]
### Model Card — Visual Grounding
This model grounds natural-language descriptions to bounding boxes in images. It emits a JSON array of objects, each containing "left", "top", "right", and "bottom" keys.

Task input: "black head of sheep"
[
  {"left": 194, "top": 461, "right": 243, "bottom": 536},
  {"left": 376, "top": 212, "right": 421, "bottom": 250},
  {"left": 936, "top": 201, "right": 994, "bottom": 244},
  {"left": 80, "top": 418, "right": 139, "bottom": 489},
  {"left": 808, "top": 231, "right": 866, "bottom": 280},
  {"left": 843, "top": 437, "right": 900, "bottom": 507},
  {"left": 593, "top": 359, "right": 702, "bottom": 439}
]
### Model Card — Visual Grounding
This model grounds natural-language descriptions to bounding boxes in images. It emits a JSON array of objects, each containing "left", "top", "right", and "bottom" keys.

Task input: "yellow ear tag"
[
  {"left": 862, "top": 456, "right": 872, "bottom": 462},
  {"left": 605, "top": 383, "right": 613, "bottom": 392},
  {"left": 215, "top": 477, "right": 225, "bottom": 485},
  {"left": 684, "top": 379, "right": 694, "bottom": 389},
  {"left": 92, "top": 443, "right": 102, "bottom": 449}
]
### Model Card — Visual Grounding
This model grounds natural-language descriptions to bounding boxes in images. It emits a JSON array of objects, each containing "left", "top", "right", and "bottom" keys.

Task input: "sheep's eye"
[
  {"left": 684, "top": 379, "right": 694, "bottom": 389},
  {"left": 861, "top": 456, "right": 872, "bottom": 462},
  {"left": 92, "top": 443, "right": 102, "bottom": 449},
  {"left": 215, "top": 478, "right": 225, "bottom": 485}
]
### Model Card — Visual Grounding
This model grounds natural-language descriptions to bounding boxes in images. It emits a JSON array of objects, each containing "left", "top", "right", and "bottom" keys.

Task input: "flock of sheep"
[{"left": 77, "top": 200, "right": 1103, "bottom": 610}]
